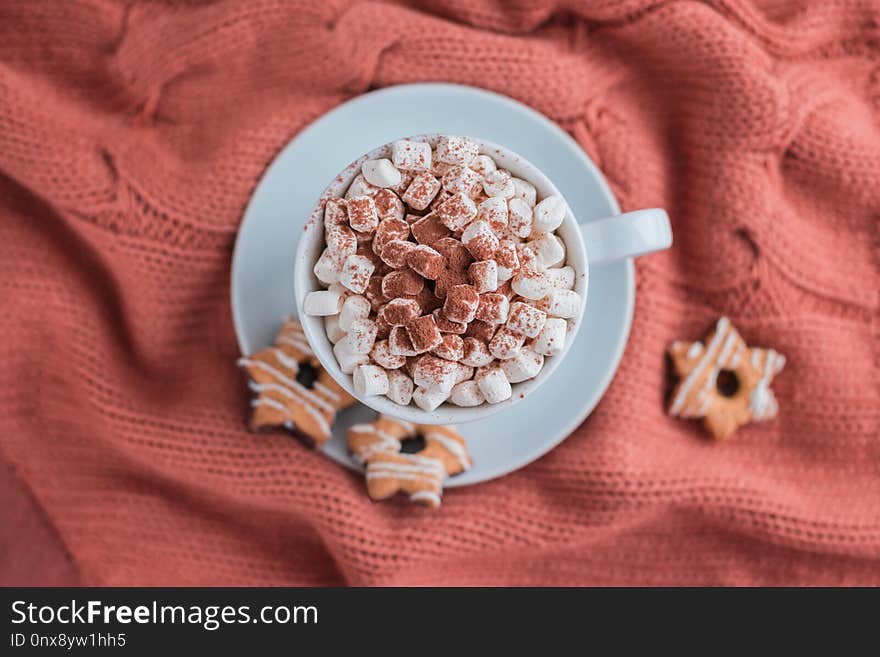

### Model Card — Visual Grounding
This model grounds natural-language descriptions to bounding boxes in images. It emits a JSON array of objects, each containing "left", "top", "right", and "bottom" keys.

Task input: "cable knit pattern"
[{"left": 0, "top": 0, "right": 878, "bottom": 586}]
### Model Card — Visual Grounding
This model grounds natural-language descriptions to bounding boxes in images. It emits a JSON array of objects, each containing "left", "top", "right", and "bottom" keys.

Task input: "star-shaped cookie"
[
  {"left": 668, "top": 317, "right": 785, "bottom": 440},
  {"left": 238, "top": 317, "right": 355, "bottom": 446}
]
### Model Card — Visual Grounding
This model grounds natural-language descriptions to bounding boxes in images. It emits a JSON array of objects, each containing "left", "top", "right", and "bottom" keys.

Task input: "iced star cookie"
[
  {"left": 238, "top": 317, "right": 355, "bottom": 446},
  {"left": 347, "top": 416, "right": 471, "bottom": 507},
  {"left": 668, "top": 317, "right": 785, "bottom": 440}
]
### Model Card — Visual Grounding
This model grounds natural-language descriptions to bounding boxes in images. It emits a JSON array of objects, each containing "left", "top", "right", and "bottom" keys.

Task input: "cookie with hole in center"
[
  {"left": 667, "top": 316, "right": 785, "bottom": 440},
  {"left": 238, "top": 317, "right": 355, "bottom": 446},
  {"left": 347, "top": 416, "right": 471, "bottom": 507}
]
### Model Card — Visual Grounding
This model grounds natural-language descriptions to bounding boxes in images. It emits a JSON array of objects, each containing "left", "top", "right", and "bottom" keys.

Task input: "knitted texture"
[{"left": 1, "top": 0, "right": 878, "bottom": 586}]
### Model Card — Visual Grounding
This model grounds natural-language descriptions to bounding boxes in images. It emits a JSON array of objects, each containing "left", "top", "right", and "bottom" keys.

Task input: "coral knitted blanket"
[{"left": 1, "top": 0, "right": 878, "bottom": 586}]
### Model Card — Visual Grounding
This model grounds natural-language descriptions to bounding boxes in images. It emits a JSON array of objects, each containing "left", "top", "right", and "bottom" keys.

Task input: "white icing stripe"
[
  {"left": 367, "top": 460, "right": 446, "bottom": 477},
  {"left": 367, "top": 456, "right": 446, "bottom": 477},
  {"left": 348, "top": 426, "right": 401, "bottom": 462},
  {"left": 239, "top": 358, "right": 335, "bottom": 414},
  {"left": 750, "top": 349, "right": 779, "bottom": 420},
  {"left": 271, "top": 348, "right": 300, "bottom": 373},
  {"left": 409, "top": 490, "right": 442, "bottom": 506},
  {"left": 684, "top": 328, "right": 740, "bottom": 417},
  {"left": 729, "top": 344, "right": 744, "bottom": 369},
  {"left": 670, "top": 317, "right": 730, "bottom": 415},
  {"left": 687, "top": 342, "right": 703, "bottom": 359},
  {"left": 251, "top": 397, "right": 332, "bottom": 439},
  {"left": 276, "top": 335, "right": 314, "bottom": 355},
  {"left": 376, "top": 416, "right": 414, "bottom": 435},
  {"left": 355, "top": 442, "right": 398, "bottom": 462},
  {"left": 252, "top": 396, "right": 287, "bottom": 413},
  {"left": 313, "top": 381, "right": 340, "bottom": 402},
  {"left": 366, "top": 470, "right": 443, "bottom": 483},
  {"left": 423, "top": 431, "right": 472, "bottom": 470}
]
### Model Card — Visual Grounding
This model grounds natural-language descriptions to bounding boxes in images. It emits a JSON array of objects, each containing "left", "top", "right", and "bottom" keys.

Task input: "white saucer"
[{"left": 231, "top": 83, "right": 633, "bottom": 486}]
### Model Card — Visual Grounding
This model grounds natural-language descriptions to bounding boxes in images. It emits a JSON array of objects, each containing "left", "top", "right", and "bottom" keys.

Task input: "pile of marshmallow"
[{"left": 303, "top": 136, "right": 581, "bottom": 411}]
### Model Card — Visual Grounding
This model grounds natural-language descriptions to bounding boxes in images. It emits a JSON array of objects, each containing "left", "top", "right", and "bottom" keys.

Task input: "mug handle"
[{"left": 579, "top": 208, "right": 672, "bottom": 266}]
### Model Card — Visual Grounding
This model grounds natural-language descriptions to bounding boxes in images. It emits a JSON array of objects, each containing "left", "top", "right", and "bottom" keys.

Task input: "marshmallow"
[
  {"left": 381, "top": 269, "right": 423, "bottom": 297},
  {"left": 506, "top": 301, "right": 547, "bottom": 338},
  {"left": 401, "top": 172, "right": 441, "bottom": 211},
  {"left": 372, "top": 189, "right": 405, "bottom": 221},
  {"left": 324, "top": 314, "right": 346, "bottom": 344},
  {"left": 324, "top": 198, "right": 348, "bottom": 225},
  {"left": 433, "top": 236, "right": 473, "bottom": 271},
  {"left": 434, "top": 269, "right": 470, "bottom": 299},
  {"left": 533, "top": 317, "right": 567, "bottom": 356},
  {"left": 413, "top": 354, "right": 459, "bottom": 392},
  {"left": 348, "top": 317, "right": 378, "bottom": 354},
  {"left": 546, "top": 289, "right": 581, "bottom": 318},
  {"left": 432, "top": 308, "right": 468, "bottom": 334},
  {"left": 371, "top": 339, "right": 406, "bottom": 369},
  {"left": 461, "top": 220, "right": 499, "bottom": 260},
  {"left": 324, "top": 222, "right": 357, "bottom": 260},
  {"left": 406, "top": 314, "right": 443, "bottom": 353},
  {"left": 477, "top": 196, "right": 508, "bottom": 231},
  {"left": 386, "top": 369, "right": 415, "bottom": 405},
  {"left": 547, "top": 265, "right": 576, "bottom": 290},
  {"left": 453, "top": 362, "right": 473, "bottom": 384},
  {"left": 328, "top": 282, "right": 349, "bottom": 296},
  {"left": 529, "top": 233, "right": 566, "bottom": 268},
  {"left": 511, "top": 178, "right": 537, "bottom": 206},
  {"left": 411, "top": 212, "right": 452, "bottom": 245},
  {"left": 380, "top": 298, "right": 421, "bottom": 326},
  {"left": 432, "top": 334, "right": 464, "bottom": 362},
  {"left": 353, "top": 364, "right": 389, "bottom": 396},
  {"left": 436, "top": 192, "right": 478, "bottom": 231},
  {"left": 510, "top": 177, "right": 538, "bottom": 208},
  {"left": 482, "top": 169, "right": 515, "bottom": 198},
  {"left": 443, "top": 284, "right": 480, "bottom": 324},
  {"left": 362, "top": 158, "right": 402, "bottom": 188},
  {"left": 379, "top": 238, "right": 417, "bottom": 269},
  {"left": 392, "top": 139, "right": 432, "bottom": 172},
  {"left": 465, "top": 319, "right": 498, "bottom": 343},
  {"left": 435, "top": 136, "right": 479, "bottom": 166},
  {"left": 488, "top": 327, "right": 525, "bottom": 360},
  {"left": 412, "top": 385, "right": 451, "bottom": 412},
  {"left": 508, "top": 198, "right": 533, "bottom": 238},
  {"left": 450, "top": 380, "right": 485, "bottom": 407},
  {"left": 431, "top": 158, "right": 455, "bottom": 177},
  {"left": 364, "top": 275, "right": 387, "bottom": 311},
  {"left": 494, "top": 241, "right": 519, "bottom": 282},
  {"left": 430, "top": 190, "right": 452, "bottom": 210},
  {"left": 533, "top": 195, "right": 566, "bottom": 233},
  {"left": 338, "top": 295, "right": 371, "bottom": 331},
  {"left": 372, "top": 217, "right": 410, "bottom": 256},
  {"left": 406, "top": 244, "right": 446, "bottom": 280},
  {"left": 470, "top": 154, "right": 497, "bottom": 177},
  {"left": 388, "top": 326, "right": 420, "bottom": 357},
  {"left": 345, "top": 174, "right": 378, "bottom": 199},
  {"left": 304, "top": 289, "right": 343, "bottom": 316},
  {"left": 333, "top": 335, "right": 369, "bottom": 373},
  {"left": 346, "top": 195, "right": 379, "bottom": 233},
  {"left": 314, "top": 248, "right": 342, "bottom": 285},
  {"left": 501, "top": 346, "right": 544, "bottom": 383},
  {"left": 475, "top": 365, "right": 512, "bottom": 404},
  {"left": 339, "top": 254, "right": 376, "bottom": 294},
  {"left": 442, "top": 165, "right": 483, "bottom": 197},
  {"left": 469, "top": 259, "right": 498, "bottom": 293},
  {"left": 511, "top": 268, "right": 551, "bottom": 300},
  {"left": 475, "top": 292, "right": 509, "bottom": 325},
  {"left": 460, "top": 337, "right": 494, "bottom": 367}
]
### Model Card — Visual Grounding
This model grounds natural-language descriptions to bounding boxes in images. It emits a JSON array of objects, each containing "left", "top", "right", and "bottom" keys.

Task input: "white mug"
[{"left": 295, "top": 136, "right": 672, "bottom": 425}]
